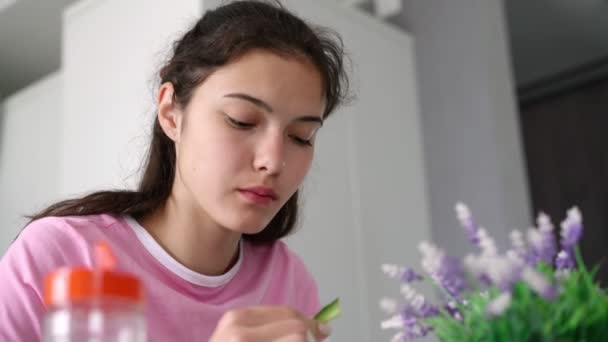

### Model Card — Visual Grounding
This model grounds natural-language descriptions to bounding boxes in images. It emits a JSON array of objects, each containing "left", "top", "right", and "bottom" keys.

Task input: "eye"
[
  {"left": 225, "top": 115, "right": 255, "bottom": 129},
  {"left": 289, "top": 135, "right": 313, "bottom": 147}
]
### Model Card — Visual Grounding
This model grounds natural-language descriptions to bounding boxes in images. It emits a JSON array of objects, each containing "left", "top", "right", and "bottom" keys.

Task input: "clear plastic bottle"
[{"left": 42, "top": 242, "right": 146, "bottom": 342}]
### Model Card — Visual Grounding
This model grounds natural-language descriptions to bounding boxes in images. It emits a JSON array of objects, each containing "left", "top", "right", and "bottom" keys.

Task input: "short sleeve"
[
  {"left": 0, "top": 217, "right": 88, "bottom": 341},
  {"left": 284, "top": 245, "right": 321, "bottom": 317}
]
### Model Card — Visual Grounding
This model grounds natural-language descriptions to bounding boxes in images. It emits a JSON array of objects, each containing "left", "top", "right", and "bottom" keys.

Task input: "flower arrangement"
[{"left": 380, "top": 203, "right": 608, "bottom": 341}]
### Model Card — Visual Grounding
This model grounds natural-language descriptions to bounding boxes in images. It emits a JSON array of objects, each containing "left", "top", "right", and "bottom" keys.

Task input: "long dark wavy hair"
[{"left": 27, "top": 0, "right": 349, "bottom": 244}]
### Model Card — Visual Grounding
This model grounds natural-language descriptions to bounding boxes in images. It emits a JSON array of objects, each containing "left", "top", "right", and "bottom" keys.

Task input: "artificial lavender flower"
[
  {"left": 400, "top": 284, "right": 439, "bottom": 318},
  {"left": 560, "top": 207, "right": 583, "bottom": 250},
  {"left": 509, "top": 229, "right": 528, "bottom": 261},
  {"left": 380, "top": 307, "right": 433, "bottom": 342},
  {"left": 455, "top": 202, "right": 480, "bottom": 246},
  {"left": 555, "top": 249, "right": 575, "bottom": 270},
  {"left": 382, "top": 264, "right": 424, "bottom": 283},
  {"left": 401, "top": 269, "right": 424, "bottom": 283},
  {"left": 486, "top": 291, "right": 512, "bottom": 317},
  {"left": 555, "top": 207, "right": 583, "bottom": 270},
  {"left": 444, "top": 301, "right": 463, "bottom": 321},
  {"left": 536, "top": 213, "right": 557, "bottom": 264},
  {"left": 381, "top": 314, "right": 408, "bottom": 330},
  {"left": 521, "top": 267, "right": 556, "bottom": 300},
  {"left": 477, "top": 228, "right": 498, "bottom": 257},
  {"left": 380, "top": 297, "right": 399, "bottom": 315},
  {"left": 526, "top": 228, "right": 542, "bottom": 265},
  {"left": 419, "top": 241, "right": 443, "bottom": 275},
  {"left": 390, "top": 331, "right": 405, "bottom": 342},
  {"left": 380, "top": 203, "right": 583, "bottom": 342},
  {"left": 419, "top": 242, "right": 467, "bottom": 298},
  {"left": 379, "top": 283, "right": 439, "bottom": 342},
  {"left": 463, "top": 228, "right": 504, "bottom": 288},
  {"left": 466, "top": 253, "right": 523, "bottom": 292}
]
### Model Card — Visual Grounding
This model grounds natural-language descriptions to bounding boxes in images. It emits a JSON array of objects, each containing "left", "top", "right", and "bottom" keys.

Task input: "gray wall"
[
  {"left": 398, "top": 0, "right": 532, "bottom": 255},
  {"left": 505, "top": 0, "right": 608, "bottom": 86}
]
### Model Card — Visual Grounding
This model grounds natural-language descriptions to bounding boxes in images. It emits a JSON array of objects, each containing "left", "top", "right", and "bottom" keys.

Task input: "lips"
[{"left": 238, "top": 186, "right": 279, "bottom": 204}]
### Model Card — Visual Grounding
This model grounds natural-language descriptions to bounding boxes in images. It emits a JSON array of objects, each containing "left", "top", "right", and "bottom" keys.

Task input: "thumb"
[{"left": 309, "top": 319, "right": 332, "bottom": 340}]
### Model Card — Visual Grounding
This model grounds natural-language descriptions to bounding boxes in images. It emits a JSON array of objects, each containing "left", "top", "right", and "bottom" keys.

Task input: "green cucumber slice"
[{"left": 314, "top": 298, "right": 340, "bottom": 323}]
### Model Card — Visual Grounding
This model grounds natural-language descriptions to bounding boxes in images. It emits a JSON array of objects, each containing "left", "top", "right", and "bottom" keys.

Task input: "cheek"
[
  {"left": 187, "top": 128, "right": 251, "bottom": 177},
  {"left": 286, "top": 151, "right": 314, "bottom": 185}
]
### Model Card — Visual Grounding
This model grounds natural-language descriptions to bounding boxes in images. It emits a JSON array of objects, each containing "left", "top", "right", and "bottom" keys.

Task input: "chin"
[{"left": 225, "top": 218, "right": 268, "bottom": 235}]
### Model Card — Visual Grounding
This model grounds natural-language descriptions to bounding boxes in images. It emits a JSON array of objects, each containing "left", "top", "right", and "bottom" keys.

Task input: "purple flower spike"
[
  {"left": 486, "top": 291, "right": 513, "bottom": 317},
  {"left": 555, "top": 207, "right": 583, "bottom": 270},
  {"left": 521, "top": 267, "right": 556, "bottom": 300},
  {"left": 455, "top": 202, "right": 480, "bottom": 246},
  {"left": 555, "top": 250, "right": 575, "bottom": 270},
  {"left": 444, "top": 301, "right": 463, "bottom": 321},
  {"left": 509, "top": 229, "right": 528, "bottom": 261},
  {"left": 560, "top": 207, "right": 583, "bottom": 250},
  {"left": 401, "top": 268, "right": 424, "bottom": 283},
  {"left": 382, "top": 264, "right": 424, "bottom": 283},
  {"left": 536, "top": 213, "right": 557, "bottom": 264},
  {"left": 487, "top": 255, "right": 524, "bottom": 292},
  {"left": 419, "top": 242, "right": 468, "bottom": 298}
]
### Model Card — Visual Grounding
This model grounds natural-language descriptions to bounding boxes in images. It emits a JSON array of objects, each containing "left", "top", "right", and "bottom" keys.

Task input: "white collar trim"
[{"left": 124, "top": 215, "right": 243, "bottom": 287}]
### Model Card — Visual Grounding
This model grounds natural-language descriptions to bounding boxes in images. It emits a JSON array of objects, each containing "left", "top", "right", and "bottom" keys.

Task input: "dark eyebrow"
[
  {"left": 296, "top": 116, "right": 324, "bottom": 126},
  {"left": 224, "top": 93, "right": 274, "bottom": 112},
  {"left": 224, "top": 92, "right": 324, "bottom": 126}
]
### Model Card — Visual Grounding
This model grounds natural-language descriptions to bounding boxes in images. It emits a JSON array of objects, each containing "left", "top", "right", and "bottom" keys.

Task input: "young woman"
[{"left": 0, "top": 1, "right": 349, "bottom": 341}]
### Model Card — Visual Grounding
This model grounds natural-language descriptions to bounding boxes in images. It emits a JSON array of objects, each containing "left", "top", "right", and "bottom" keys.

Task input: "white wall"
[
  {"left": 0, "top": 72, "right": 63, "bottom": 252},
  {"left": 61, "top": 0, "right": 203, "bottom": 196}
]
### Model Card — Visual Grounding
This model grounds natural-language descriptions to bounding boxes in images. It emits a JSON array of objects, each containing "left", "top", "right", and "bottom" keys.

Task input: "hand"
[{"left": 210, "top": 306, "right": 332, "bottom": 342}]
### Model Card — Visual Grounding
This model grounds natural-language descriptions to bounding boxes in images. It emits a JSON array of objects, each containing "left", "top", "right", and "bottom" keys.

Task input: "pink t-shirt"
[{"left": 0, "top": 214, "right": 320, "bottom": 341}]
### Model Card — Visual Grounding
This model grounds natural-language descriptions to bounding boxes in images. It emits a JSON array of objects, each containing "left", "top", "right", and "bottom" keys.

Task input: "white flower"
[
  {"left": 379, "top": 297, "right": 398, "bottom": 314},
  {"left": 411, "top": 294, "right": 426, "bottom": 311},
  {"left": 485, "top": 255, "right": 520, "bottom": 288},
  {"left": 400, "top": 284, "right": 416, "bottom": 302},
  {"left": 537, "top": 213, "right": 554, "bottom": 233},
  {"left": 560, "top": 207, "right": 583, "bottom": 242},
  {"left": 418, "top": 241, "right": 444, "bottom": 276},
  {"left": 567, "top": 207, "right": 582, "bottom": 224},
  {"left": 455, "top": 202, "right": 471, "bottom": 222},
  {"left": 463, "top": 254, "right": 484, "bottom": 276},
  {"left": 510, "top": 229, "right": 526, "bottom": 249},
  {"left": 382, "top": 264, "right": 404, "bottom": 278},
  {"left": 381, "top": 314, "right": 405, "bottom": 330},
  {"left": 390, "top": 332, "right": 405, "bottom": 342},
  {"left": 506, "top": 249, "right": 524, "bottom": 264},
  {"left": 477, "top": 228, "right": 498, "bottom": 256},
  {"left": 521, "top": 267, "right": 553, "bottom": 298},
  {"left": 527, "top": 228, "right": 543, "bottom": 249}
]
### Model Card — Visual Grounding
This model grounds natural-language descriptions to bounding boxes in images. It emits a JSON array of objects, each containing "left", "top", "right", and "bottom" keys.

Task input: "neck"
[{"left": 139, "top": 195, "right": 241, "bottom": 276}]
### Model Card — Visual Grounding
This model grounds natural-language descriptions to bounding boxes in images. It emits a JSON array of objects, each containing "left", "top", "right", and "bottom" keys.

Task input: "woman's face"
[{"left": 159, "top": 49, "right": 325, "bottom": 235}]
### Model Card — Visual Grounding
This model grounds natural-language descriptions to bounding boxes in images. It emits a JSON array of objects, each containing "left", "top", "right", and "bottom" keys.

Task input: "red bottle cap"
[{"left": 43, "top": 241, "right": 143, "bottom": 306}]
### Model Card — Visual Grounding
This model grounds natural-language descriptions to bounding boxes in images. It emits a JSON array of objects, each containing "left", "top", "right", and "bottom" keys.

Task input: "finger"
[
  {"left": 307, "top": 318, "right": 332, "bottom": 340},
  {"left": 274, "top": 331, "right": 315, "bottom": 342},
  {"left": 244, "top": 319, "right": 312, "bottom": 341}
]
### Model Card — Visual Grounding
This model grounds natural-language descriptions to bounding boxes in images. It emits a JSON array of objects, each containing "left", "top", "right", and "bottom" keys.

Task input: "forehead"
[{"left": 193, "top": 49, "right": 326, "bottom": 116}]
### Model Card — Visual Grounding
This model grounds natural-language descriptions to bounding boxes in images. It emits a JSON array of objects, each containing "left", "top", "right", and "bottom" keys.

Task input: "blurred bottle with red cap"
[{"left": 42, "top": 242, "right": 146, "bottom": 341}]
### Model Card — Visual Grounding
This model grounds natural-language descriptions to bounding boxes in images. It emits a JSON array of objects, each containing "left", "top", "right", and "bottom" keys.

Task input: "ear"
[{"left": 157, "top": 82, "right": 183, "bottom": 142}]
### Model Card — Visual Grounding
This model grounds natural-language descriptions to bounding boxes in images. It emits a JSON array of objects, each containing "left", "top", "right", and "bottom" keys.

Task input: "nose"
[{"left": 253, "top": 130, "right": 286, "bottom": 175}]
